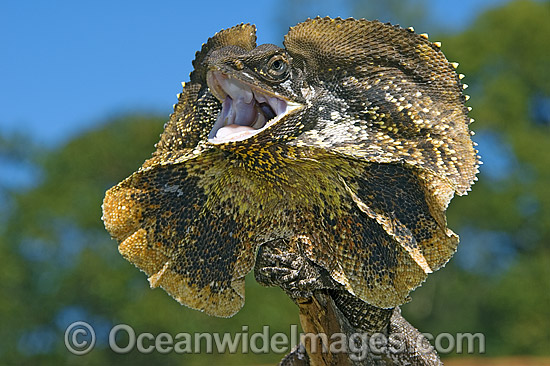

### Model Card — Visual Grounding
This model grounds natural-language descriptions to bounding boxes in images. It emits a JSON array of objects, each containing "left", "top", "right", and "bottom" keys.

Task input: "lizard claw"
[{"left": 254, "top": 239, "right": 334, "bottom": 298}]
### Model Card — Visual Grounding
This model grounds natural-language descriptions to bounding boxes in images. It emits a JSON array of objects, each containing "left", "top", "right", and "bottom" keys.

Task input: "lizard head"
[{"left": 204, "top": 44, "right": 306, "bottom": 146}]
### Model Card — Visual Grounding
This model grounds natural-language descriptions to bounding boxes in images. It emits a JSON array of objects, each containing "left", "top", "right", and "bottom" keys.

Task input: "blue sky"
[{"left": 1, "top": 0, "right": 510, "bottom": 146}]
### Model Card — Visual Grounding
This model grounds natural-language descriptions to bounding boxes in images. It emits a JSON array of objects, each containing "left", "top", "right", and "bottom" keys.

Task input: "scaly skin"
[{"left": 101, "top": 18, "right": 478, "bottom": 363}]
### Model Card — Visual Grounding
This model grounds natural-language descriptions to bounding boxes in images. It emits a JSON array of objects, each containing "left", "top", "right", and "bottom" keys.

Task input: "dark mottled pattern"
[
  {"left": 102, "top": 18, "right": 478, "bottom": 318},
  {"left": 329, "top": 290, "right": 393, "bottom": 332},
  {"left": 103, "top": 151, "right": 259, "bottom": 316},
  {"left": 351, "top": 163, "right": 457, "bottom": 272},
  {"left": 285, "top": 18, "right": 478, "bottom": 197}
]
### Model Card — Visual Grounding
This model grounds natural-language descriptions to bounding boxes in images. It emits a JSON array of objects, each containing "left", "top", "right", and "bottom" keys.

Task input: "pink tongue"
[{"left": 215, "top": 124, "right": 254, "bottom": 139}]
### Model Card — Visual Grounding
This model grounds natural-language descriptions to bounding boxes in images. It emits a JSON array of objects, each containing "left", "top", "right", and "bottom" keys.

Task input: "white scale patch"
[
  {"left": 301, "top": 86, "right": 315, "bottom": 100},
  {"left": 281, "top": 79, "right": 293, "bottom": 94},
  {"left": 330, "top": 111, "right": 341, "bottom": 120},
  {"left": 163, "top": 184, "right": 185, "bottom": 197}
]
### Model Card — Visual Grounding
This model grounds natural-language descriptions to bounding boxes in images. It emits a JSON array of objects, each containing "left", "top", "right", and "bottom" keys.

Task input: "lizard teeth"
[{"left": 206, "top": 70, "right": 302, "bottom": 144}]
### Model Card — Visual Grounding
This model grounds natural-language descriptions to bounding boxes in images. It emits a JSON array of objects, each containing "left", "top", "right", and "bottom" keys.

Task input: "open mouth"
[{"left": 206, "top": 71, "right": 301, "bottom": 144}]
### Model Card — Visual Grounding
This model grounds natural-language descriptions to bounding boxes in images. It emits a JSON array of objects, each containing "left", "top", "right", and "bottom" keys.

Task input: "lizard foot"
[{"left": 254, "top": 238, "right": 333, "bottom": 299}]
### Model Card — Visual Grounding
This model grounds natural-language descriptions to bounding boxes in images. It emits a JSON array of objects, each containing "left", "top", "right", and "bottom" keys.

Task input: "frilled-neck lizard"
[{"left": 102, "top": 17, "right": 478, "bottom": 365}]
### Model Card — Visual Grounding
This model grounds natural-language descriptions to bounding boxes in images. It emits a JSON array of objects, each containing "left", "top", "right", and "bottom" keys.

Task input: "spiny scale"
[{"left": 102, "top": 17, "right": 478, "bottom": 317}]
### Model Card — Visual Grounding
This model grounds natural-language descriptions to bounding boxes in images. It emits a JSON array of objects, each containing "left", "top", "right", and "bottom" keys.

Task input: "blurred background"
[{"left": 1, "top": 0, "right": 549, "bottom": 365}]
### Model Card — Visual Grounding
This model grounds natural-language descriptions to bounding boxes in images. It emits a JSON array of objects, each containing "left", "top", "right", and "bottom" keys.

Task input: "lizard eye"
[{"left": 267, "top": 55, "right": 289, "bottom": 79}]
